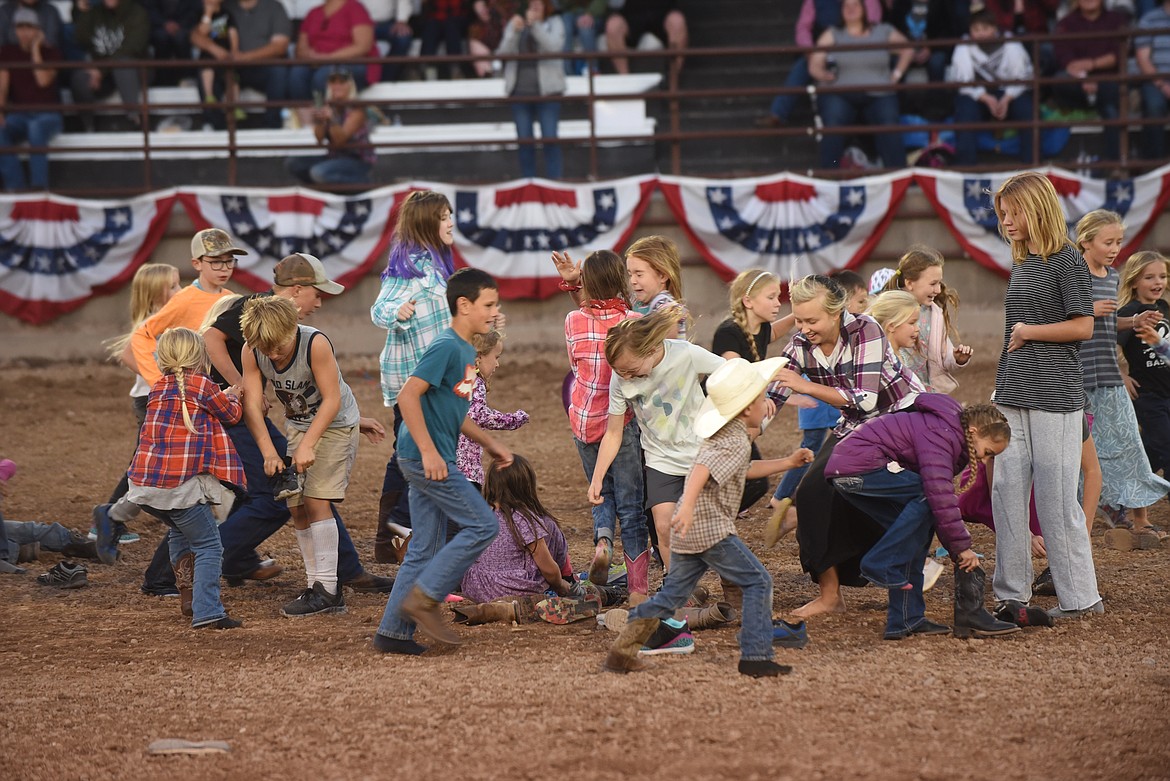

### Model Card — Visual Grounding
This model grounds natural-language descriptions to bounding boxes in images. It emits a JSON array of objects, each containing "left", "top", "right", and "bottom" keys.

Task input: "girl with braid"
[{"left": 825, "top": 398, "right": 1019, "bottom": 641}]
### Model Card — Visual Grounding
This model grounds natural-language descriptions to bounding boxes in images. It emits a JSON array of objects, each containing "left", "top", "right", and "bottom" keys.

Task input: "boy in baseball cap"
[
  {"left": 603, "top": 357, "right": 814, "bottom": 678},
  {"left": 273, "top": 253, "right": 344, "bottom": 296}
]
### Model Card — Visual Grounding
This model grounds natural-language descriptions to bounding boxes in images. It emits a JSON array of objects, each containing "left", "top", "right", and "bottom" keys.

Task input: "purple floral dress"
[{"left": 455, "top": 376, "right": 529, "bottom": 484}]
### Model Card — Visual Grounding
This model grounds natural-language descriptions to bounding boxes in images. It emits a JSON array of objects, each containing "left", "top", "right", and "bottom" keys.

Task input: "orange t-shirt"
[{"left": 130, "top": 285, "right": 233, "bottom": 386}]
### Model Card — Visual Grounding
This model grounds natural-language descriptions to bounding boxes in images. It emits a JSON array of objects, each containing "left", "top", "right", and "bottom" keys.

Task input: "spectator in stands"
[
  {"left": 469, "top": 0, "right": 515, "bottom": 77},
  {"left": 0, "top": 0, "right": 64, "bottom": 49},
  {"left": 224, "top": 0, "right": 291, "bottom": 130},
  {"left": 498, "top": 0, "right": 565, "bottom": 178},
  {"left": 884, "top": 0, "right": 965, "bottom": 119},
  {"left": 950, "top": 7, "right": 1035, "bottom": 166},
  {"left": 555, "top": 0, "right": 603, "bottom": 75},
  {"left": 286, "top": 67, "right": 375, "bottom": 185},
  {"left": 290, "top": 0, "right": 380, "bottom": 102},
  {"left": 71, "top": 0, "right": 151, "bottom": 132},
  {"left": 420, "top": 0, "right": 469, "bottom": 80},
  {"left": 0, "top": 6, "right": 63, "bottom": 190},
  {"left": 142, "top": 0, "right": 204, "bottom": 85},
  {"left": 982, "top": 0, "right": 1061, "bottom": 35},
  {"left": 809, "top": 0, "right": 913, "bottom": 169},
  {"left": 190, "top": 0, "right": 237, "bottom": 128},
  {"left": 604, "top": 0, "right": 687, "bottom": 75},
  {"left": 1052, "top": 0, "right": 1128, "bottom": 165},
  {"left": 756, "top": 0, "right": 883, "bottom": 128},
  {"left": 1136, "top": 0, "right": 1170, "bottom": 160},
  {"left": 371, "top": 0, "right": 417, "bottom": 82}
]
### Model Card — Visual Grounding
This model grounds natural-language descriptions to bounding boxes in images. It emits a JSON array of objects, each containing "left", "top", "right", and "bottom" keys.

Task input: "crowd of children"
[{"left": 8, "top": 180, "right": 1167, "bottom": 677}]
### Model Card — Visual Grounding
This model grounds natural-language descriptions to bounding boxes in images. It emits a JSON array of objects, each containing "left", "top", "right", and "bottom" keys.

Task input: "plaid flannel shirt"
[
  {"left": 769, "top": 313, "right": 924, "bottom": 436},
  {"left": 671, "top": 419, "right": 750, "bottom": 555},
  {"left": 565, "top": 305, "right": 641, "bottom": 443},
  {"left": 371, "top": 251, "right": 452, "bottom": 408},
  {"left": 128, "top": 371, "right": 246, "bottom": 490}
]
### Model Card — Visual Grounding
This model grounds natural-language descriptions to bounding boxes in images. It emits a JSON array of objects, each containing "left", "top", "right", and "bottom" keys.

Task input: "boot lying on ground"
[
  {"left": 953, "top": 565, "right": 1020, "bottom": 639},
  {"left": 674, "top": 601, "right": 737, "bottom": 630},
  {"left": 451, "top": 600, "right": 521, "bottom": 625}
]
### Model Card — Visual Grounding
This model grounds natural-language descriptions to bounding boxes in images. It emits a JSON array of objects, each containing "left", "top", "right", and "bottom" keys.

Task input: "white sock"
[
  {"left": 295, "top": 527, "right": 316, "bottom": 587},
  {"left": 309, "top": 518, "right": 339, "bottom": 595}
]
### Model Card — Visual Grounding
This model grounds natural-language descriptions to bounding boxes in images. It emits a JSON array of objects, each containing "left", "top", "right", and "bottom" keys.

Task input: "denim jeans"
[
  {"left": 376, "top": 458, "right": 499, "bottom": 641},
  {"left": 288, "top": 63, "right": 368, "bottom": 101},
  {"left": 954, "top": 91, "right": 1035, "bottom": 166},
  {"left": 769, "top": 55, "right": 810, "bottom": 121},
  {"left": 574, "top": 420, "right": 646, "bottom": 559},
  {"left": 236, "top": 65, "right": 291, "bottom": 129},
  {"left": 630, "top": 535, "right": 774, "bottom": 661},
  {"left": 773, "top": 427, "right": 829, "bottom": 501},
  {"left": 816, "top": 91, "right": 903, "bottom": 169},
  {"left": 560, "top": 11, "right": 599, "bottom": 75},
  {"left": 1140, "top": 82, "right": 1168, "bottom": 160},
  {"left": 511, "top": 100, "right": 562, "bottom": 179},
  {"left": 286, "top": 154, "right": 372, "bottom": 186},
  {"left": 141, "top": 502, "right": 227, "bottom": 627},
  {"left": 3, "top": 520, "right": 73, "bottom": 561},
  {"left": 0, "top": 111, "right": 64, "bottom": 190},
  {"left": 832, "top": 468, "right": 933, "bottom": 636},
  {"left": 1132, "top": 393, "right": 1170, "bottom": 479}
]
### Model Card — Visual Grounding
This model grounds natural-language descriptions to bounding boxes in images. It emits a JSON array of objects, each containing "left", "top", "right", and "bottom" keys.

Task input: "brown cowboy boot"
[
  {"left": 451, "top": 600, "right": 521, "bottom": 625},
  {"left": 374, "top": 491, "right": 401, "bottom": 564},
  {"left": 674, "top": 601, "right": 737, "bottom": 630},
  {"left": 720, "top": 574, "right": 743, "bottom": 614},
  {"left": 401, "top": 585, "right": 463, "bottom": 645},
  {"left": 602, "top": 616, "right": 659, "bottom": 673}
]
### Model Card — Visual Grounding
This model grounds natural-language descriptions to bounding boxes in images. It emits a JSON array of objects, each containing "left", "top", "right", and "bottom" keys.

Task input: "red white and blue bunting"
[{"left": 1, "top": 165, "right": 1168, "bottom": 324}]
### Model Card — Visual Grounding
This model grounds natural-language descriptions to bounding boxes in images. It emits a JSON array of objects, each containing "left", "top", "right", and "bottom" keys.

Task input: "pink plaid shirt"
[{"left": 565, "top": 303, "right": 641, "bottom": 443}]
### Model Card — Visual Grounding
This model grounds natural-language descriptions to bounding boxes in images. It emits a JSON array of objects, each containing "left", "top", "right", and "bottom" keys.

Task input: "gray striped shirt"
[{"left": 1082, "top": 266, "right": 1125, "bottom": 393}]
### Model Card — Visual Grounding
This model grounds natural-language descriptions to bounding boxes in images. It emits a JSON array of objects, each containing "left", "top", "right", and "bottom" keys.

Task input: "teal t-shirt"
[{"left": 397, "top": 328, "right": 478, "bottom": 464}]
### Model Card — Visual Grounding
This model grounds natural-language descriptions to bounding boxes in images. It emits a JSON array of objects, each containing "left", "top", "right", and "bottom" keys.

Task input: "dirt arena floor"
[{"left": 3, "top": 335, "right": 1169, "bottom": 781}]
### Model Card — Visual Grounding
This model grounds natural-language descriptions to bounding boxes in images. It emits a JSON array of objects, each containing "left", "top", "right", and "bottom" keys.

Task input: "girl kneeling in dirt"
[{"left": 455, "top": 455, "right": 623, "bottom": 626}]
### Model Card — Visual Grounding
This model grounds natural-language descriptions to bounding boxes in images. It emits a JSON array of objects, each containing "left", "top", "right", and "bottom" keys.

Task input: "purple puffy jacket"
[{"left": 824, "top": 393, "right": 972, "bottom": 557}]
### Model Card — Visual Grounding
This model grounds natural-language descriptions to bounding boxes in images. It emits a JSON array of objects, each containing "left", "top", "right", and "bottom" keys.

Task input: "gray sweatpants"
[{"left": 991, "top": 406, "right": 1101, "bottom": 610}]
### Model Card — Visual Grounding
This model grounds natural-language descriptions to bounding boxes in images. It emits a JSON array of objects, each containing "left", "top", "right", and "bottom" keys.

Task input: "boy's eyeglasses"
[{"left": 201, "top": 257, "right": 237, "bottom": 270}]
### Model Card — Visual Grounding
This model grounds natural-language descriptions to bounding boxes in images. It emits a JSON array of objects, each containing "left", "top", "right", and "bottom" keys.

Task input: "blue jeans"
[
  {"left": 772, "top": 427, "right": 829, "bottom": 501},
  {"left": 236, "top": 65, "right": 290, "bottom": 129},
  {"left": 560, "top": 12, "right": 599, "bottom": 75},
  {"left": 832, "top": 468, "right": 933, "bottom": 636},
  {"left": 286, "top": 154, "right": 372, "bottom": 186},
  {"left": 954, "top": 91, "right": 1035, "bottom": 166},
  {"left": 630, "top": 535, "right": 774, "bottom": 661},
  {"left": 1133, "top": 393, "right": 1170, "bottom": 478},
  {"left": 574, "top": 420, "right": 646, "bottom": 558},
  {"left": 3, "top": 520, "right": 73, "bottom": 561},
  {"left": 769, "top": 55, "right": 810, "bottom": 121},
  {"left": 377, "top": 22, "right": 416, "bottom": 82},
  {"left": 288, "top": 63, "right": 368, "bottom": 101},
  {"left": 0, "top": 111, "right": 63, "bottom": 190},
  {"left": 142, "top": 503, "right": 227, "bottom": 627},
  {"left": 511, "top": 100, "right": 562, "bottom": 179},
  {"left": 1140, "top": 82, "right": 1168, "bottom": 160},
  {"left": 817, "top": 91, "right": 904, "bottom": 169},
  {"left": 376, "top": 458, "right": 499, "bottom": 641}
]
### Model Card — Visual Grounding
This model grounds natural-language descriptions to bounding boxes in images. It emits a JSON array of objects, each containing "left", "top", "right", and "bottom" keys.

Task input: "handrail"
[{"left": 0, "top": 24, "right": 1167, "bottom": 193}]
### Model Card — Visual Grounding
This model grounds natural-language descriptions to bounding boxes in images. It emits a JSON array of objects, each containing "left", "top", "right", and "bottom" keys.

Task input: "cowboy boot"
[
  {"left": 625, "top": 550, "right": 650, "bottom": 601},
  {"left": 401, "top": 585, "right": 463, "bottom": 645},
  {"left": 684, "top": 585, "right": 710, "bottom": 608},
  {"left": 451, "top": 600, "right": 521, "bottom": 625},
  {"left": 602, "top": 616, "right": 659, "bottom": 673},
  {"left": 673, "top": 601, "right": 737, "bottom": 630},
  {"left": 719, "top": 574, "right": 743, "bottom": 613},
  {"left": 16, "top": 542, "right": 40, "bottom": 563},
  {"left": 953, "top": 565, "right": 1021, "bottom": 639},
  {"left": 591, "top": 583, "right": 628, "bottom": 607},
  {"left": 374, "top": 491, "right": 401, "bottom": 564},
  {"left": 173, "top": 552, "right": 195, "bottom": 618}
]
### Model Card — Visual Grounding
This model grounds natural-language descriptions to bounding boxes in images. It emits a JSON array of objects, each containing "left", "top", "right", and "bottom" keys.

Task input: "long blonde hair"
[
  {"left": 155, "top": 327, "right": 210, "bottom": 435},
  {"left": 105, "top": 264, "right": 179, "bottom": 359},
  {"left": 604, "top": 303, "right": 684, "bottom": 366},
  {"left": 625, "top": 235, "right": 684, "bottom": 301},
  {"left": 728, "top": 268, "right": 779, "bottom": 361},
  {"left": 882, "top": 245, "right": 960, "bottom": 339},
  {"left": 1118, "top": 251, "right": 1170, "bottom": 309},
  {"left": 789, "top": 274, "right": 848, "bottom": 317},
  {"left": 993, "top": 172, "right": 1073, "bottom": 264},
  {"left": 866, "top": 290, "right": 920, "bottom": 338},
  {"left": 198, "top": 293, "right": 243, "bottom": 334}
]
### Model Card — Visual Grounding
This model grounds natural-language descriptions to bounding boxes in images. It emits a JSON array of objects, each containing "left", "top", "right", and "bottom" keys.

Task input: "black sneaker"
[
  {"left": 194, "top": 616, "right": 243, "bottom": 630},
  {"left": 36, "top": 561, "right": 89, "bottom": 589},
  {"left": 280, "top": 582, "right": 346, "bottom": 617},
  {"left": 1032, "top": 567, "right": 1056, "bottom": 597},
  {"left": 994, "top": 599, "right": 1054, "bottom": 628},
  {"left": 639, "top": 620, "right": 695, "bottom": 656},
  {"left": 269, "top": 459, "right": 302, "bottom": 501}
]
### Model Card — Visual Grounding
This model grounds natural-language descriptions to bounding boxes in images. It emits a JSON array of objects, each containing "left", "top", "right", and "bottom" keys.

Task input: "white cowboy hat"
[{"left": 695, "top": 356, "right": 788, "bottom": 439}]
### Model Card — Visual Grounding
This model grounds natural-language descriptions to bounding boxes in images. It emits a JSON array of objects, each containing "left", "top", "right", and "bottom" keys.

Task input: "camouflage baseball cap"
[{"left": 191, "top": 228, "right": 247, "bottom": 259}]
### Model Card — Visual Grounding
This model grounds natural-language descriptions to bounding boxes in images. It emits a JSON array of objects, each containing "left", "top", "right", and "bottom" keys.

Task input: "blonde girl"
[
  {"left": 455, "top": 330, "right": 530, "bottom": 489},
  {"left": 625, "top": 235, "right": 689, "bottom": 338},
  {"left": 865, "top": 290, "right": 921, "bottom": 353},
  {"left": 989, "top": 171, "right": 1102, "bottom": 621},
  {"left": 766, "top": 275, "right": 923, "bottom": 618},
  {"left": 370, "top": 191, "right": 459, "bottom": 562},
  {"left": 881, "top": 246, "right": 971, "bottom": 392},
  {"left": 589, "top": 305, "right": 724, "bottom": 575},
  {"left": 1073, "top": 213, "right": 1170, "bottom": 547},
  {"left": 101, "top": 327, "right": 245, "bottom": 629}
]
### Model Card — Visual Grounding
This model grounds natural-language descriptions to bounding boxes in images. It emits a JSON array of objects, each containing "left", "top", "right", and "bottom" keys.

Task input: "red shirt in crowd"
[{"left": 0, "top": 43, "right": 61, "bottom": 108}]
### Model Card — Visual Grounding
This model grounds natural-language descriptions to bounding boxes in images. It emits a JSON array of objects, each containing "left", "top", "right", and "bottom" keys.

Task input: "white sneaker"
[{"left": 922, "top": 557, "right": 945, "bottom": 592}]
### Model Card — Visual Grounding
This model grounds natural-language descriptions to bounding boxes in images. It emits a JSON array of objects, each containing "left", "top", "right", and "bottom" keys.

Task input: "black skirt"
[{"left": 794, "top": 433, "right": 883, "bottom": 587}]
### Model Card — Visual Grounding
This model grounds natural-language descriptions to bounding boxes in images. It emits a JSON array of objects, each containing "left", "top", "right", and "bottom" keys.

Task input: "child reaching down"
[{"left": 604, "top": 357, "right": 814, "bottom": 679}]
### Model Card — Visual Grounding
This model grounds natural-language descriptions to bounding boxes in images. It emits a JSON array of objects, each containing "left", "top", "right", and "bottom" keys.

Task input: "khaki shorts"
[{"left": 286, "top": 425, "right": 359, "bottom": 506}]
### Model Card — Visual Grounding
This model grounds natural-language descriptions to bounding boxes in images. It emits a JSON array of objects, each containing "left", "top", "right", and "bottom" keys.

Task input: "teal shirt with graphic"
[{"left": 397, "top": 328, "right": 478, "bottom": 464}]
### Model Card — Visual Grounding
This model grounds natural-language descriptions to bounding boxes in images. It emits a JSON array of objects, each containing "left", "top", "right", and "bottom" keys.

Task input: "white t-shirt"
[{"left": 608, "top": 340, "right": 725, "bottom": 476}]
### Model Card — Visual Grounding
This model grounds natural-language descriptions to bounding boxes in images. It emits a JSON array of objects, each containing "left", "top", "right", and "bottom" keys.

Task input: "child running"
[
  {"left": 454, "top": 329, "right": 529, "bottom": 489},
  {"left": 603, "top": 357, "right": 814, "bottom": 678},
  {"left": 373, "top": 268, "right": 513, "bottom": 655},
  {"left": 558, "top": 250, "right": 648, "bottom": 593},
  {"left": 241, "top": 295, "right": 372, "bottom": 618},
  {"left": 1075, "top": 212, "right": 1169, "bottom": 547},
  {"left": 880, "top": 246, "right": 972, "bottom": 393},
  {"left": 112, "top": 327, "right": 245, "bottom": 629},
  {"left": 589, "top": 305, "right": 725, "bottom": 578},
  {"left": 826, "top": 396, "right": 1020, "bottom": 640},
  {"left": 990, "top": 171, "right": 1102, "bottom": 621}
]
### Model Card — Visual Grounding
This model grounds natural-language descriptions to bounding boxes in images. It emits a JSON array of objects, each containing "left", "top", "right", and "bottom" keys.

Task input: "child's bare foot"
[
  {"left": 588, "top": 538, "right": 613, "bottom": 585},
  {"left": 791, "top": 594, "right": 846, "bottom": 618}
]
